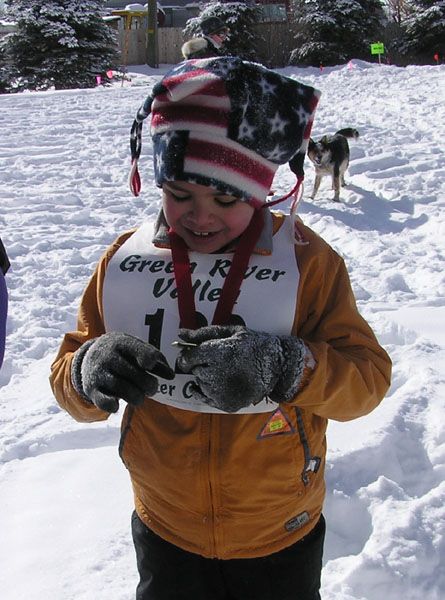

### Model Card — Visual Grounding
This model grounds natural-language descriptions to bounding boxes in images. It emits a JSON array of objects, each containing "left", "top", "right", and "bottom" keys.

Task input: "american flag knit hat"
[{"left": 130, "top": 57, "right": 321, "bottom": 207}]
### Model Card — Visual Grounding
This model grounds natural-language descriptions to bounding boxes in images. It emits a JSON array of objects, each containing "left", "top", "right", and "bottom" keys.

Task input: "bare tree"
[{"left": 386, "top": 0, "right": 414, "bottom": 25}]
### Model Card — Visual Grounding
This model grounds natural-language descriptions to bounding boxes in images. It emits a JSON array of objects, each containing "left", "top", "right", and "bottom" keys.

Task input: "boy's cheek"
[{"left": 162, "top": 200, "right": 180, "bottom": 228}]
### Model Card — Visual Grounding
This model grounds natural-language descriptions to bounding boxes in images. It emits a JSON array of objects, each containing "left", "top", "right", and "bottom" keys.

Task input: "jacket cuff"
[{"left": 71, "top": 338, "right": 97, "bottom": 402}]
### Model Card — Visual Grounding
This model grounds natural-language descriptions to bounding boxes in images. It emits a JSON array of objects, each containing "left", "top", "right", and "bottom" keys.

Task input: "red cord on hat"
[
  {"left": 129, "top": 160, "right": 141, "bottom": 197},
  {"left": 265, "top": 176, "right": 304, "bottom": 208}
]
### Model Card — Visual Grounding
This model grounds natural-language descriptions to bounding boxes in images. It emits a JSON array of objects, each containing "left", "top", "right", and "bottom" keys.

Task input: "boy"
[{"left": 50, "top": 57, "right": 391, "bottom": 600}]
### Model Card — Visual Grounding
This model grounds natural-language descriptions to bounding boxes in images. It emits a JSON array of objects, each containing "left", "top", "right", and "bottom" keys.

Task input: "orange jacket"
[{"left": 50, "top": 213, "right": 391, "bottom": 559}]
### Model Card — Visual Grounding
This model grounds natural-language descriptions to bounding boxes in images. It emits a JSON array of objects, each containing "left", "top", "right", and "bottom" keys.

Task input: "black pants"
[{"left": 132, "top": 511, "right": 325, "bottom": 600}]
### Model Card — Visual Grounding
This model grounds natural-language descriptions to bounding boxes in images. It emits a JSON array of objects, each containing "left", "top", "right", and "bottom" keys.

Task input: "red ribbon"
[{"left": 169, "top": 209, "right": 264, "bottom": 328}]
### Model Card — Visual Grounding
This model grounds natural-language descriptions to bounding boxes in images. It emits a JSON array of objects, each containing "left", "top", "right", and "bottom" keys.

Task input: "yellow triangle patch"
[{"left": 257, "top": 408, "right": 294, "bottom": 439}]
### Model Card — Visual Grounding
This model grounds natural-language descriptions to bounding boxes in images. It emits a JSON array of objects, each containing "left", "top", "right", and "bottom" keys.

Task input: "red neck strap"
[{"left": 169, "top": 209, "right": 264, "bottom": 328}]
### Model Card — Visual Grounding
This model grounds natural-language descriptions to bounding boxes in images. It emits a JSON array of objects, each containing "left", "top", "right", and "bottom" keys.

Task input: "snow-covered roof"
[{"left": 125, "top": 3, "right": 145, "bottom": 10}]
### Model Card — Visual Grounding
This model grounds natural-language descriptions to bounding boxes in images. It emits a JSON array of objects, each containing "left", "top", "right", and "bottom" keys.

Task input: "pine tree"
[
  {"left": 4, "top": 0, "right": 119, "bottom": 90},
  {"left": 397, "top": 0, "right": 445, "bottom": 61},
  {"left": 289, "top": 0, "right": 387, "bottom": 66},
  {"left": 0, "top": 43, "right": 12, "bottom": 93},
  {"left": 183, "top": 1, "right": 261, "bottom": 61}
]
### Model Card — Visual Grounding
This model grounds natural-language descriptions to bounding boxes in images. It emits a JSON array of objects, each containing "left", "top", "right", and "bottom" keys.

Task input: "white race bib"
[{"left": 103, "top": 217, "right": 299, "bottom": 413}]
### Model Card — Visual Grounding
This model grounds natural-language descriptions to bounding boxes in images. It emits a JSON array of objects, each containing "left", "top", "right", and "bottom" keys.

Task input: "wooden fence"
[
  {"left": 118, "top": 22, "right": 295, "bottom": 68},
  {"left": 255, "top": 22, "right": 296, "bottom": 68}
]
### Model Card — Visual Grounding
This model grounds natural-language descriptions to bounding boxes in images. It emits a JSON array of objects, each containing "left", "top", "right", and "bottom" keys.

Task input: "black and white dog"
[{"left": 307, "top": 128, "right": 359, "bottom": 202}]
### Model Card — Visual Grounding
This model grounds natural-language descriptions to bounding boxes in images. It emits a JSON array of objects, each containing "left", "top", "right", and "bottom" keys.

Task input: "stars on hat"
[
  {"left": 153, "top": 130, "right": 183, "bottom": 180},
  {"left": 208, "top": 57, "right": 240, "bottom": 78},
  {"left": 294, "top": 105, "right": 311, "bottom": 125},
  {"left": 257, "top": 76, "right": 277, "bottom": 96},
  {"left": 269, "top": 112, "right": 288, "bottom": 134},
  {"left": 155, "top": 151, "right": 164, "bottom": 175},
  {"left": 239, "top": 98, "right": 249, "bottom": 118},
  {"left": 264, "top": 144, "right": 289, "bottom": 162},
  {"left": 162, "top": 131, "right": 177, "bottom": 144},
  {"left": 238, "top": 117, "right": 256, "bottom": 141}
]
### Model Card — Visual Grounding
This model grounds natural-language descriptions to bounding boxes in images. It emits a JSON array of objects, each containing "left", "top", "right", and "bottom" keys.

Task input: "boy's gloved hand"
[
  {"left": 176, "top": 325, "right": 313, "bottom": 413},
  {"left": 71, "top": 332, "right": 175, "bottom": 413}
]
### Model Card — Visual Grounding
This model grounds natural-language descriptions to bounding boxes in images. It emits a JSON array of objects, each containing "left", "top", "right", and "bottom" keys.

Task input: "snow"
[{"left": 1, "top": 60, "right": 444, "bottom": 599}]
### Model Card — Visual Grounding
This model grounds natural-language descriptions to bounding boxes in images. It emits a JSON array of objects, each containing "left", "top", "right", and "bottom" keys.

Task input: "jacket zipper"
[{"left": 295, "top": 407, "right": 321, "bottom": 485}]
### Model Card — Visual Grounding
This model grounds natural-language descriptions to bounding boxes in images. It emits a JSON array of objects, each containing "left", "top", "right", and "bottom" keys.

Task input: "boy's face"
[{"left": 162, "top": 181, "right": 255, "bottom": 253}]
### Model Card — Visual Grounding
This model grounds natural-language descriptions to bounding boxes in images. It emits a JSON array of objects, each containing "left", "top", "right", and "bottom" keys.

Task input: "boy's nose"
[{"left": 188, "top": 200, "right": 213, "bottom": 226}]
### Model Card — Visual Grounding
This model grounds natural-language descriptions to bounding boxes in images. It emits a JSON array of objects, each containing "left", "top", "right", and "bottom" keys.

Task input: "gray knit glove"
[
  {"left": 176, "top": 325, "right": 313, "bottom": 413},
  {"left": 71, "top": 332, "right": 175, "bottom": 413}
]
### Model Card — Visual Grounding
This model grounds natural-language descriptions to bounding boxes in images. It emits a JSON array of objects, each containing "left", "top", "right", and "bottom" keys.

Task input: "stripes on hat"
[
  {"left": 151, "top": 104, "right": 228, "bottom": 134},
  {"left": 151, "top": 82, "right": 231, "bottom": 136},
  {"left": 183, "top": 132, "right": 278, "bottom": 206}
]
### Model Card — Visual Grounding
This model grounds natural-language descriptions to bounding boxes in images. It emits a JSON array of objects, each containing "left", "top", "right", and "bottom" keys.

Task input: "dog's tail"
[{"left": 335, "top": 128, "right": 359, "bottom": 140}]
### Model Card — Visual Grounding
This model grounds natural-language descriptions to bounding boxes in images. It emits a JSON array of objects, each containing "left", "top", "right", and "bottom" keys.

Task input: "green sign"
[{"left": 371, "top": 42, "right": 385, "bottom": 55}]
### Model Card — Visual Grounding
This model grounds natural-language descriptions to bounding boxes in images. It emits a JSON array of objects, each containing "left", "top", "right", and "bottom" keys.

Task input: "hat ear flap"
[
  {"left": 288, "top": 152, "right": 305, "bottom": 179},
  {"left": 129, "top": 96, "right": 153, "bottom": 196}
]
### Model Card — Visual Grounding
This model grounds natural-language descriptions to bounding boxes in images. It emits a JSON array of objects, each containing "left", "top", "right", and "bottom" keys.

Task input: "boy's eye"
[
  {"left": 166, "top": 188, "right": 239, "bottom": 206},
  {"left": 168, "top": 190, "right": 191, "bottom": 202},
  {"left": 216, "top": 196, "right": 239, "bottom": 207}
]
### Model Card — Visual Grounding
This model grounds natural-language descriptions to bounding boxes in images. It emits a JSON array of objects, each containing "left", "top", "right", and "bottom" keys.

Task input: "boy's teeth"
[{"left": 193, "top": 231, "right": 210, "bottom": 236}]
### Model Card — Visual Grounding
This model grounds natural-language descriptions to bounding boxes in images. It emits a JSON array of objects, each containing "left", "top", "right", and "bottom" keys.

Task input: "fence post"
[{"left": 146, "top": 0, "right": 159, "bottom": 67}]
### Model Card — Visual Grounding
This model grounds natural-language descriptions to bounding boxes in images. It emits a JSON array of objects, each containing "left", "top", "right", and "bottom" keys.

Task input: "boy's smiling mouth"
[{"left": 190, "top": 230, "right": 216, "bottom": 237}]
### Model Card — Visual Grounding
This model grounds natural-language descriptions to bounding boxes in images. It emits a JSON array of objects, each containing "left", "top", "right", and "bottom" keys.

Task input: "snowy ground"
[{"left": 0, "top": 60, "right": 444, "bottom": 600}]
